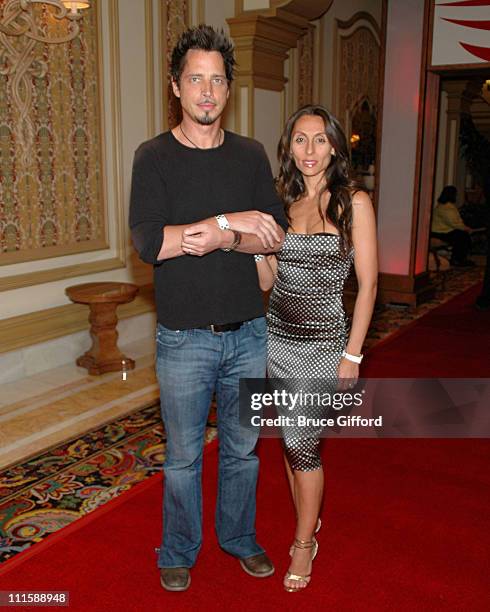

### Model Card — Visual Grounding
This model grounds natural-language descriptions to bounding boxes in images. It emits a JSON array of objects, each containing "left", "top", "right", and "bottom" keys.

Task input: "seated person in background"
[{"left": 431, "top": 185, "right": 475, "bottom": 267}]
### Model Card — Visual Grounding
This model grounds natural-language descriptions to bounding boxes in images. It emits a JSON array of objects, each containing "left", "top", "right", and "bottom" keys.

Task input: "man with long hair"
[{"left": 129, "top": 25, "right": 286, "bottom": 591}]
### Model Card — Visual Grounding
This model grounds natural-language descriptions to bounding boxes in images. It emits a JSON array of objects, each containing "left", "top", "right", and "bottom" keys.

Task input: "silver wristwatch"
[{"left": 215, "top": 214, "right": 230, "bottom": 231}]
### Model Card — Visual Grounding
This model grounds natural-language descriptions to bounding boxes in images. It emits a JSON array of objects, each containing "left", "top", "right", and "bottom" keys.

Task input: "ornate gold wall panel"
[
  {"left": 0, "top": 0, "right": 107, "bottom": 265},
  {"left": 297, "top": 24, "right": 314, "bottom": 107},
  {"left": 160, "top": 0, "right": 189, "bottom": 131},
  {"left": 334, "top": 13, "right": 380, "bottom": 127},
  {"left": 338, "top": 27, "right": 379, "bottom": 122}
]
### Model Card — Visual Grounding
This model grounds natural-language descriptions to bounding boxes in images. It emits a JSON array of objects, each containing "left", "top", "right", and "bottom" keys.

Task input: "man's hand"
[
  {"left": 181, "top": 223, "right": 231, "bottom": 256},
  {"left": 225, "top": 211, "right": 282, "bottom": 249}
]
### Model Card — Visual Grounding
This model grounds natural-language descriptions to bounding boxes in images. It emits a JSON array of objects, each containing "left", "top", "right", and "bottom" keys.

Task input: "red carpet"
[
  {"left": 1, "top": 284, "right": 489, "bottom": 611},
  {"left": 362, "top": 283, "right": 490, "bottom": 377}
]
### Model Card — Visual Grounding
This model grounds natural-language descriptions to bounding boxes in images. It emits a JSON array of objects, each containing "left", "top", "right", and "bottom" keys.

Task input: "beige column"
[{"left": 227, "top": 1, "right": 334, "bottom": 138}]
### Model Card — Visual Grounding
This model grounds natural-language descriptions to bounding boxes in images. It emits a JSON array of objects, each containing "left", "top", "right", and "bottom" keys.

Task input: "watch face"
[{"left": 216, "top": 214, "right": 230, "bottom": 230}]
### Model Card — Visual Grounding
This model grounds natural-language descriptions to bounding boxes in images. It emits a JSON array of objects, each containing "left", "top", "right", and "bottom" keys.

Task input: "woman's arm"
[
  {"left": 446, "top": 204, "right": 469, "bottom": 232},
  {"left": 256, "top": 254, "right": 278, "bottom": 291},
  {"left": 338, "top": 191, "right": 378, "bottom": 385}
]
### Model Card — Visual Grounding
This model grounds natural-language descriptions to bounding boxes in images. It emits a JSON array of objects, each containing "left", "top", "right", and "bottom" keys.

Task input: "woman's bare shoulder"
[{"left": 351, "top": 189, "right": 372, "bottom": 208}]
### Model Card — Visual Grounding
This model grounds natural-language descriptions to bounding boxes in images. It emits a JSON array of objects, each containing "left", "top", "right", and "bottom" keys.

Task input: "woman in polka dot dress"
[{"left": 256, "top": 105, "right": 378, "bottom": 592}]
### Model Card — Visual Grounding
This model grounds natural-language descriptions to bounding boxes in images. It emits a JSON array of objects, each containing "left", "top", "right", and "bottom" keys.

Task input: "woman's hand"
[{"left": 337, "top": 357, "right": 359, "bottom": 391}]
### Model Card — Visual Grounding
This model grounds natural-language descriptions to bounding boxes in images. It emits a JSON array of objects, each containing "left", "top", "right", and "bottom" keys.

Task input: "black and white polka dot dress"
[{"left": 267, "top": 232, "right": 354, "bottom": 470}]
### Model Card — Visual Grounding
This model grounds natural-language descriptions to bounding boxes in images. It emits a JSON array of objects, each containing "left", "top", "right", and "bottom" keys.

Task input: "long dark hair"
[{"left": 276, "top": 104, "right": 362, "bottom": 252}]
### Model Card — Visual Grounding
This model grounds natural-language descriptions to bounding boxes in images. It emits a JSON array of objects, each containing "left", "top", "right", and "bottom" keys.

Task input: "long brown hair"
[{"left": 276, "top": 104, "right": 362, "bottom": 252}]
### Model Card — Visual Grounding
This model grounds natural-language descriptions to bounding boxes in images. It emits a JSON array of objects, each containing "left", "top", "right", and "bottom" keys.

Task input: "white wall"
[
  {"left": 243, "top": 0, "right": 270, "bottom": 10},
  {"left": 254, "top": 89, "right": 283, "bottom": 175},
  {"left": 204, "top": 0, "right": 235, "bottom": 31}
]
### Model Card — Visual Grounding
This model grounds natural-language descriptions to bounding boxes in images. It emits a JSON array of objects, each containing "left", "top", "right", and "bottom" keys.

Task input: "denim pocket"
[
  {"left": 156, "top": 325, "right": 187, "bottom": 348},
  {"left": 250, "top": 316, "right": 267, "bottom": 337}
]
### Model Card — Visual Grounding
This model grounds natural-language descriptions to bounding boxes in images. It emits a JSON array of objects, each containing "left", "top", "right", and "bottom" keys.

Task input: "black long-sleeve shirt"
[{"left": 129, "top": 130, "right": 288, "bottom": 329}]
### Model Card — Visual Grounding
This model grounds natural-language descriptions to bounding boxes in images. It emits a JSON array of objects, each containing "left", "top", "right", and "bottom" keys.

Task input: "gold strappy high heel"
[
  {"left": 284, "top": 537, "right": 319, "bottom": 593},
  {"left": 289, "top": 518, "right": 321, "bottom": 557}
]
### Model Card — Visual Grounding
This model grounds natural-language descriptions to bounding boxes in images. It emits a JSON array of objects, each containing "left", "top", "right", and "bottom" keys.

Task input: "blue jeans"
[{"left": 155, "top": 317, "right": 267, "bottom": 568}]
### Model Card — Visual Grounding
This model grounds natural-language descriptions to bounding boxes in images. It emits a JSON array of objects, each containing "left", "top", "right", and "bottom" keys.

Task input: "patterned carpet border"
[
  {"left": 0, "top": 265, "right": 483, "bottom": 565},
  {"left": 0, "top": 403, "right": 217, "bottom": 564}
]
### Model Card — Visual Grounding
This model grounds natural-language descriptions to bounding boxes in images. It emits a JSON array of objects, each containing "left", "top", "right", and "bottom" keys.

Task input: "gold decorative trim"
[
  {"left": 0, "top": 284, "right": 155, "bottom": 354},
  {"left": 96, "top": 0, "right": 109, "bottom": 251},
  {"left": 0, "top": 257, "right": 125, "bottom": 293},
  {"left": 0, "top": 0, "right": 127, "bottom": 292},
  {"left": 145, "top": 0, "right": 155, "bottom": 138},
  {"left": 197, "top": 0, "right": 205, "bottom": 24},
  {"left": 108, "top": 0, "right": 125, "bottom": 264},
  {"left": 0, "top": 239, "right": 108, "bottom": 266},
  {"left": 336, "top": 11, "right": 381, "bottom": 39}
]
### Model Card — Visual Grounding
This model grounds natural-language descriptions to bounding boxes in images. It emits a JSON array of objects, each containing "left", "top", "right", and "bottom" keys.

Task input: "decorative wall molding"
[
  {"left": 336, "top": 11, "right": 380, "bottom": 38},
  {"left": 270, "top": 0, "right": 333, "bottom": 22},
  {"left": 0, "top": 283, "right": 155, "bottom": 354},
  {"left": 333, "top": 12, "right": 380, "bottom": 126},
  {"left": 228, "top": 10, "right": 307, "bottom": 92},
  {"left": 0, "top": 257, "right": 124, "bottom": 293},
  {"left": 107, "top": 0, "right": 125, "bottom": 266}
]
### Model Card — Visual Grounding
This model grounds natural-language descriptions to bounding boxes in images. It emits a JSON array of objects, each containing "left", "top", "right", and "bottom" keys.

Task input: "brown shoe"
[
  {"left": 160, "top": 567, "right": 191, "bottom": 591},
  {"left": 239, "top": 553, "right": 275, "bottom": 578}
]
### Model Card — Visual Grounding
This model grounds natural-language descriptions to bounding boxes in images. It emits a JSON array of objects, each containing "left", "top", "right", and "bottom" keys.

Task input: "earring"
[{"left": 331, "top": 149, "right": 336, "bottom": 156}]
